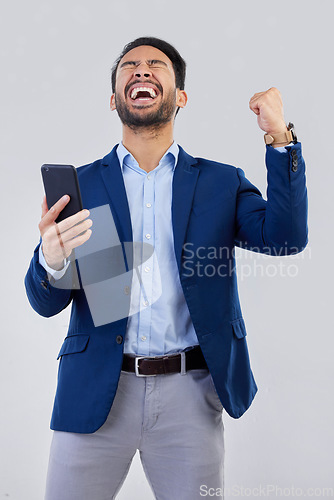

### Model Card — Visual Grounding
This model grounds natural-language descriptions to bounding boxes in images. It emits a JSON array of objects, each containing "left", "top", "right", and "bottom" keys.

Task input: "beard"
[{"left": 114, "top": 88, "right": 177, "bottom": 131}]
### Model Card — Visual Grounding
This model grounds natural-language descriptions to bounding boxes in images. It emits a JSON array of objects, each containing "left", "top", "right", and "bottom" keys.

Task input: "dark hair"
[{"left": 111, "top": 36, "right": 186, "bottom": 93}]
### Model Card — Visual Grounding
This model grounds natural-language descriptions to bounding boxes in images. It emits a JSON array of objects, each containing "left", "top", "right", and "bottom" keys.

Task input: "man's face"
[{"left": 110, "top": 45, "right": 187, "bottom": 129}]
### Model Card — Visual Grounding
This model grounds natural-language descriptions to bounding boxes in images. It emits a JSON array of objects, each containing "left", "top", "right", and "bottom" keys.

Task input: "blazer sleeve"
[
  {"left": 234, "top": 142, "right": 308, "bottom": 255},
  {"left": 24, "top": 241, "right": 75, "bottom": 317}
]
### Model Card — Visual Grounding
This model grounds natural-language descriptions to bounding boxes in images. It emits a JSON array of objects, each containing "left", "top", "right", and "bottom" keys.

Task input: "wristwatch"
[{"left": 264, "top": 122, "right": 297, "bottom": 146}]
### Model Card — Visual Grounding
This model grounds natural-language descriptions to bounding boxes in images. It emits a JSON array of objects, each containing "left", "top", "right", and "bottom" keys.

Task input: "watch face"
[{"left": 288, "top": 122, "right": 298, "bottom": 143}]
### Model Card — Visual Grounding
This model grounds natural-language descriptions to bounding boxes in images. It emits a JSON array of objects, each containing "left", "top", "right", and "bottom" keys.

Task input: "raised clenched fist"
[{"left": 249, "top": 87, "right": 287, "bottom": 136}]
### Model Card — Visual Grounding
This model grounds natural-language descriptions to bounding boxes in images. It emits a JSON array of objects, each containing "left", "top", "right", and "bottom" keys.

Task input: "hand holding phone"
[{"left": 39, "top": 164, "right": 92, "bottom": 271}]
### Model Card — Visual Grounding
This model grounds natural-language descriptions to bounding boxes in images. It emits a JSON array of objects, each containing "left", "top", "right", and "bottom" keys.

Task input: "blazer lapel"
[
  {"left": 100, "top": 145, "right": 133, "bottom": 244},
  {"left": 172, "top": 146, "right": 199, "bottom": 273}
]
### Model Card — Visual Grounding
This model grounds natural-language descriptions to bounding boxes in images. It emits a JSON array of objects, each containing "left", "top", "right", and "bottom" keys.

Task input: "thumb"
[
  {"left": 41, "top": 196, "right": 49, "bottom": 219},
  {"left": 249, "top": 100, "right": 260, "bottom": 116}
]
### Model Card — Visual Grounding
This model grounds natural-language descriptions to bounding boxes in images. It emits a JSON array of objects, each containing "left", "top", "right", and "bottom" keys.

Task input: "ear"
[
  {"left": 110, "top": 94, "right": 116, "bottom": 111},
  {"left": 176, "top": 90, "right": 188, "bottom": 109}
]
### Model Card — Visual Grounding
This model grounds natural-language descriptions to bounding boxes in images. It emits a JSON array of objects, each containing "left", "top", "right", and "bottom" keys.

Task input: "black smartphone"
[{"left": 41, "top": 164, "right": 83, "bottom": 223}]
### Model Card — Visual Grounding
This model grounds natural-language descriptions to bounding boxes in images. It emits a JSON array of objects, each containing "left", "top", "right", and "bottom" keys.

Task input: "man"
[{"left": 25, "top": 37, "right": 308, "bottom": 499}]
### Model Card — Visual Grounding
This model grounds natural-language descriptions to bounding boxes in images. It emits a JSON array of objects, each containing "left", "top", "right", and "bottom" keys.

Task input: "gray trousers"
[{"left": 45, "top": 368, "right": 224, "bottom": 500}]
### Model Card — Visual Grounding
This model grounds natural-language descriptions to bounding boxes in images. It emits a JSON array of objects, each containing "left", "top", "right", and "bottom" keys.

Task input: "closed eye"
[
  {"left": 148, "top": 60, "right": 167, "bottom": 68},
  {"left": 119, "top": 59, "right": 168, "bottom": 70}
]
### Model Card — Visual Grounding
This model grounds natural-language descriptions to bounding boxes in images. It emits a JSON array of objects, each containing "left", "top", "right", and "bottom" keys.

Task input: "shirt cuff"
[
  {"left": 38, "top": 244, "right": 70, "bottom": 280},
  {"left": 274, "top": 142, "right": 294, "bottom": 152}
]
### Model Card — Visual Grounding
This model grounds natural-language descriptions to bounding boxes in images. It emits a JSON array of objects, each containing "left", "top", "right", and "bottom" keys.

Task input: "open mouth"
[{"left": 129, "top": 86, "right": 159, "bottom": 103}]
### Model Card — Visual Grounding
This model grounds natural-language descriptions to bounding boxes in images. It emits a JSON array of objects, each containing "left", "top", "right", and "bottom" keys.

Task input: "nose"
[{"left": 134, "top": 62, "right": 152, "bottom": 79}]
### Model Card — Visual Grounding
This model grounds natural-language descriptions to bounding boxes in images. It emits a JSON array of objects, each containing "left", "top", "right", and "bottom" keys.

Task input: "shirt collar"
[{"left": 116, "top": 141, "right": 179, "bottom": 174}]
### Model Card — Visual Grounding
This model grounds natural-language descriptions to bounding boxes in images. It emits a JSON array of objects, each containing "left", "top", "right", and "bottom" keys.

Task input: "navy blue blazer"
[{"left": 25, "top": 143, "right": 308, "bottom": 433}]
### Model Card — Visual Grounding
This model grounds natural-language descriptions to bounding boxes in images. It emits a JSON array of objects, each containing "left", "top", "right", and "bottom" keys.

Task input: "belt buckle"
[{"left": 134, "top": 356, "right": 157, "bottom": 377}]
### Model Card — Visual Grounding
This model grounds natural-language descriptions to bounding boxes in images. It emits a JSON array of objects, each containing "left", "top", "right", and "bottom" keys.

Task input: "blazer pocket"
[
  {"left": 192, "top": 189, "right": 234, "bottom": 216},
  {"left": 230, "top": 318, "right": 247, "bottom": 339},
  {"left": 57, "top": 334, "right": 90, "bottom": 359}
]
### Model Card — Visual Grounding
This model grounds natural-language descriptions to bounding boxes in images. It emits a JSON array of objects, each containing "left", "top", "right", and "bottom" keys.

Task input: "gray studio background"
[{"left": 1, "top": 0, "right": 333, "bottom": 499}]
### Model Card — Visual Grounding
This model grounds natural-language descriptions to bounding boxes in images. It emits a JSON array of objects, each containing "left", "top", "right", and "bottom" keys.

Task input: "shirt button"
[
  {"left": 124, "top": 286, "right": 130, "bottom": 295},
  {"left": 147, "top": 175, "right": 151, "bottom": 180},
  {"left": 143, "top": 300, "right": 149, "bottom": 307},
  {"left": 141, "top": 336, "right": 147, "bottom": 341},
  {"left": 146, "top": 203, "right": 152, "bottom": 208},
  {"left": 144, "top": 266, "right": 150, "bottom": 272},
  {"left": 116, "top": 335, "right": 123, "bottom": 345},
  {"left": 145, "top": 234, "right": 151, "bottom": 240}
]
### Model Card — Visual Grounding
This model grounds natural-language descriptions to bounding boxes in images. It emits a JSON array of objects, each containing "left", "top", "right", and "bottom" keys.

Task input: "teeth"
[{"left": 130, "top": 87, "right": 157, "bottom": 99}]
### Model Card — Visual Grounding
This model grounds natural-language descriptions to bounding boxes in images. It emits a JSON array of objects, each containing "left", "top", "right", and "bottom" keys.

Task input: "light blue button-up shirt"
[{"left": 117, "top": 141, "right": 198, "bottom": 356}]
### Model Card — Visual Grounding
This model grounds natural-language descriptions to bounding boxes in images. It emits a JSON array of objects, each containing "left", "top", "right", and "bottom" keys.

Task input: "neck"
[{"left": 121, "top": 121, "right": 174, "bottom": 173}]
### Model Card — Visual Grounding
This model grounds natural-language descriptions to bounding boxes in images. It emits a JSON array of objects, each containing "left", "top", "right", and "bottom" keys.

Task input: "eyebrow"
[{"left": 119, "top": 59, "right": 168, "bottom": 69}]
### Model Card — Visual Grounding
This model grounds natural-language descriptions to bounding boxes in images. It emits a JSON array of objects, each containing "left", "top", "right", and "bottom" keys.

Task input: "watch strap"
[{"left": 264, "top": 128, "right": 294, "bottom": 146}]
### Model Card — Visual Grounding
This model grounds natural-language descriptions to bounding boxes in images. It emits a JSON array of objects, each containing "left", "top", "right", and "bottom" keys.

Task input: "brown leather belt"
[{"left": 121, "top": 345, "right": 208, "bottom": 377}]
